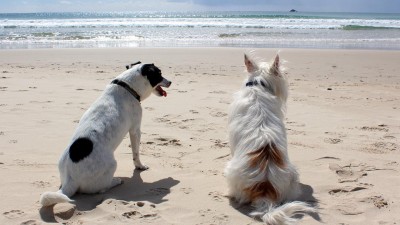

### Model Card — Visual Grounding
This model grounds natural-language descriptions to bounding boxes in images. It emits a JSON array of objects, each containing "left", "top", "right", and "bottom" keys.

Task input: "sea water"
[{"left": 1, "top": 11, "right": 399, "bottom": 49}]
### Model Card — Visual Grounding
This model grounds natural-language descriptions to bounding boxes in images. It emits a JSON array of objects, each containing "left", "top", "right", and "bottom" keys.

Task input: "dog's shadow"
[
  {"left": 40, "top": 170, "right": 179, "bottom": 222},
  {"left": 230, "top": 183, "right": 321, "bottom": 222}
]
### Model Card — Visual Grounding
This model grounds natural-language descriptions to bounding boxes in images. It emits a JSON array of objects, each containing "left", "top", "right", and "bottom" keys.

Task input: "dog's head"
[
  {"left": 140, "top": 63, "right": 172, "bottom": 97},
  {"left": 122, "top": 61, "right": 172, "bottom": 99},
  {"left": 120, "top": 62, "right": 171, "bottom": 101},
  {"left": 244, "top": 53, "right": 288, "bottom": 103}
]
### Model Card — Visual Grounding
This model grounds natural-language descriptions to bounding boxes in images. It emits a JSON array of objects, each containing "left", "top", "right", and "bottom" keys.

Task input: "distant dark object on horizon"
[{"left": 290, "top": 9, "right": 297, "bottom": 12}]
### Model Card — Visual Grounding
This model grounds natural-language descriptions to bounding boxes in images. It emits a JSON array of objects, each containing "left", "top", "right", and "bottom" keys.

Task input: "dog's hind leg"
[
  {"left": 99, "top": 178, "right": 122, "bottom": 193},
  {"left": 129, "top": 129, "right": 148, "bottom": 170},
  {"left": 99, "top": 159, "right": 123, "bottom": 192},
  {"left": 60, "top": 178, "right": 79, "bottom": 197},
  {"left": 80, "top": 159, "right": 122, "bottom": 194}
]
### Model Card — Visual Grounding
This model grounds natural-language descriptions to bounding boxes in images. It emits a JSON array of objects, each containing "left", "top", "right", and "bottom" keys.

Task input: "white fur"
[
  {"left": 40, "top": 64, "right": 171, "bottom": 206},
  {"left": 225, "top": 54, "right": 315, "bottom": 224}
]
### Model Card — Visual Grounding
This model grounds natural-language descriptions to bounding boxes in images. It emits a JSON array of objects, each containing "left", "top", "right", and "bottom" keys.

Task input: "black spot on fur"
[
  {"left": 141, "top": 64, "right": 163, "bottom": 87},
  {"left": 69, "top": 137, "right": 93, "bottom": 163}
]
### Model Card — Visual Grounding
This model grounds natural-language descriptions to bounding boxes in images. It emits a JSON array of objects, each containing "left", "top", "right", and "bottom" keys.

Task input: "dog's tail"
[
  {"left": 40, "top": 190, "right": 73, "bottom": 206},
  {"left": 251, "top": 201, "right": 316, "bottom": 225}
]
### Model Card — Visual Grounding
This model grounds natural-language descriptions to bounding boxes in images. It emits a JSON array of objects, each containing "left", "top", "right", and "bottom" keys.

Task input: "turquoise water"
[{"left": 1, "top": 11, "right": 399, "bottom": 49}]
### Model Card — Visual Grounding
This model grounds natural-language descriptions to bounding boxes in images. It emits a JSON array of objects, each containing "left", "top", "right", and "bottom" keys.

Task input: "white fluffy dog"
[
  {"left": 225, "top": 53, "right": 315, "bottom": 224},
  {"left": 40, "top": 62, "right": 171, "bottom": 206}
]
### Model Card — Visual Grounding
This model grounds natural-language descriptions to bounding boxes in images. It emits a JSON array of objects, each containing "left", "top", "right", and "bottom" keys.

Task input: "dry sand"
[{"left": 0, "top": 48, "right": 399, "bottom": 224}]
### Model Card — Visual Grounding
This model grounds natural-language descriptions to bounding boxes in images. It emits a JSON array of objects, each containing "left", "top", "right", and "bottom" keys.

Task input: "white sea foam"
[{"left": 1, "top": 12, "right": 399, "bottom": 49}]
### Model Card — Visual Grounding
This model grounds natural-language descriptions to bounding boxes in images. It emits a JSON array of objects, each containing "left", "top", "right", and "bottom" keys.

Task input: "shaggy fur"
[
  {"left": 225, "top": 53, "right": 315, "bottom": 224},
  {"left": 40, "top": 63, "right": 171, "bottom": 206}
]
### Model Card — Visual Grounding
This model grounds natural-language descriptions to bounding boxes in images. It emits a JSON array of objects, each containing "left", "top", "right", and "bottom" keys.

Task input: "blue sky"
[{"left": 1, "top": 0, "right": 399, "bottom": 13}]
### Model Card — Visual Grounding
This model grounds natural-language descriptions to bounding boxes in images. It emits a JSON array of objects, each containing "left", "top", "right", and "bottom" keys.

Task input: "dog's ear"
[
  {"left": 126, "top": 61, "right": 141, "bottom": 70},
  {"left": 244, "top": 54, "right": 258, "bottom": 73},
  {"left": 269, "top": 54, "right": 280, "bottom": 76}
]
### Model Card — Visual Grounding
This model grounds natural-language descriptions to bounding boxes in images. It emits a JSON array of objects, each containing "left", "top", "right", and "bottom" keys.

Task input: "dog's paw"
[{"left": 135, "top": 165, "right": 149, "bottom": 171}]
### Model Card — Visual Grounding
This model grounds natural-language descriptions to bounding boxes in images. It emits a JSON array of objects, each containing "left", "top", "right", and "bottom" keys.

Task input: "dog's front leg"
[{"left": 129, "top": 129, "right": 149, "bottom": 170}]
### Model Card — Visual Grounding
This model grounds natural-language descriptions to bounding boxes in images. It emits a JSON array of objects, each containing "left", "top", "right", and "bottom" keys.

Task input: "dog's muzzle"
[{"left": 156, "top": 78, "right": 172, "bottom": 97}]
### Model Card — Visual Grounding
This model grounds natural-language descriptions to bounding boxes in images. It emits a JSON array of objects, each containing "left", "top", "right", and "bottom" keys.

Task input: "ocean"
[{"left": 1, "top": 11, "right": 400, "bottom": 49}]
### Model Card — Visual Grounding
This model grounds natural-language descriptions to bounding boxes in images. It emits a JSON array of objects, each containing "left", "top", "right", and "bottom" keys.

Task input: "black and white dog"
[{"left": 40, "top": 62, "right": 171, "bottom": 206}]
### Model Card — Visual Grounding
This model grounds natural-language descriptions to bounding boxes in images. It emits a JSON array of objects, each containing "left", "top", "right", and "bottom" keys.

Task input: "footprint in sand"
[
  {"left": 385, "top": 161, "right": 399, "bottom": 167},
  {"left": 360, "top": 195, "right": 388, "bottom": 209},
  {"left": 152, "top": 137, "right": 182, "bottom": 147},
  {"left": 286, "top": 121, "right": 306, "bottom": 127},
  {"left": 121, "top": 202, "right": 158, "bottom": 220},
  {"left": 212, "top": 139, "right": 228, "bottom": 148},
  {"left": 361, "top": 141, "right": 398, "bottom": 154},
  {"left": 335, "top": 204, "right": 364, "bottom": 216},
  {"left": 289, "top": 141, "right": 315, "bottom": 149},
  {"left": 208, "top": 91, "right": 227, "bottom": 94},
  {"left": 199, "top": 209, "right": 229, "bottom": 223},
  {"left": 328, "top": 186, "right": 367, "bottom": 197},
  {"left": 122, "top": 211, "right": 141, "bottom": 219},
  {"left": 383, "top": 134, "right": 396, "bottom": 140},
  {"left": 324, "top": 138, "right": 343, "bottom": 144},
  {"left": 208, "top": 191, "right": 225, "bottom": 202},
  {"left": 329, "top": 163, "right": 367, "bottom": 183},
  {"left": 209, "top": 111, "right": 227, "bottom": 118},
  {"left": 359, "top": 125, "right": 389, "bottom": 132},
  {"left": 3, "top": 209, "right": 25, "bottom": 219},
  {"left": 146, "top": 187, "right": 170, "bottom": 196},
  {"left": 180, "top": 187, "right": 193, "bottom": 194},
  {"left": 122, "top": 211, "right": 158, "bottom": 219},
  {"left": 287, "top": 129, "right": 306, "bottom": 136},
  {"left": 181, "top": 118, "right": 195, "bottom": 124},
  {"left": 32, "top": 181, "right": 51, "bottom": 188},
  {"left": 292, "top": 97, "right": 307, "bottom": 102},
  {"left": 324, "top": 131, "right": 347, "bottom": 144},
  {"left": 154, "top": 114, "right": 182, "bottom": 126},
  {"left": 201, "top": 169, "right": 220, "bottom": 176},
  {"left": 20, "top": 220, "right": 40, "bottom": 225}
]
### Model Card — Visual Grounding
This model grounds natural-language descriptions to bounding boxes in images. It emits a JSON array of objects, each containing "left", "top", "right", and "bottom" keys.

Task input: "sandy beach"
[{"left": 0, "top": 47, "right": 399, "bottom": 224}]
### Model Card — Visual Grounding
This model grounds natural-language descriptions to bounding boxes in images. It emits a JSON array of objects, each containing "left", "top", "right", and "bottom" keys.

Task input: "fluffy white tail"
[
  {"left": 40, "top": 190, "right": 73, "bottom": 206},
  {"left": 251, "top": 201, "right": 316, "bottom": 225}
]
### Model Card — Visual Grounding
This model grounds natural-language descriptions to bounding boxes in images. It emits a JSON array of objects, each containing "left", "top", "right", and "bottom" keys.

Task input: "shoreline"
[
  {"left": 2, "top": 11, "right": 400, "bottom": 51},
  {"left": 2, "top": 45, "right": 400, "bottom": 51},
  {"left": 0, "top": 47, "right": 399, "bottom": 224},
  {"left": 2, "top": 45, "right": 400, "bottom": 50}
]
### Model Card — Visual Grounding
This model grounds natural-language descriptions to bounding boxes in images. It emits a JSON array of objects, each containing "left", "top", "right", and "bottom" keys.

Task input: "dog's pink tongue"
[{"left": 157, "top": 86, "right": 167, "bottom": 97}]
